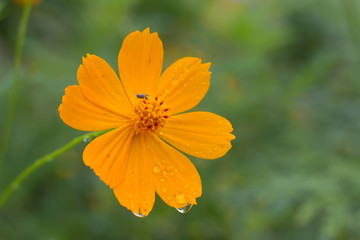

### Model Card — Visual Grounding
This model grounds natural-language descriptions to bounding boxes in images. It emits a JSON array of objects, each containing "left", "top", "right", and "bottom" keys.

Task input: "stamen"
[{"left": 132, "top": 95, "right": 169, "bottom": 134}]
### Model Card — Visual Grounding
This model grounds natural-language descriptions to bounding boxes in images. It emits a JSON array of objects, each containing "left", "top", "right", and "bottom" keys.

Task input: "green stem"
[
  {"left": 0, "top": 0, "right": 33, "bottom": 171},
  {"left": 0, "top": 130, "right": 109, "bottom": 210}
]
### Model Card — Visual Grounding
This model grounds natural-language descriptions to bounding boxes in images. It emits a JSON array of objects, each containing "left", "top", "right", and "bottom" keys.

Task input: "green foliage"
[{"left": 1, "top": 0, "right": 360, "bottom": 239}]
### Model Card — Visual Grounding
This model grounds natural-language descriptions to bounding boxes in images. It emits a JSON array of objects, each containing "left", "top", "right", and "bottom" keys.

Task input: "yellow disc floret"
[{"left": 132, "top": 95, "right": 169, "bottom": 134}]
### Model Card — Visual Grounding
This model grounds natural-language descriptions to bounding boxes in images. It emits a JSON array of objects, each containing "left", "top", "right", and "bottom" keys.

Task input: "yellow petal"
[
  {"left": 113, "top": 134, "right": 155, "bottom": 217},
  {"left": 83, "top": 124, "right": 135, "bottom": 189},
  {"left": 58, "top": 85, "right": 128, "bottom": 131},
  {"left": 144, "top": 134, "right": 202, "bottom": 209},
  {"left": 156, "top": 57, "right": 211, "bottom": 115},
  {"left": 118, "top": 28, "right": 163, "bottom": 103},
  {"left": 160, "top": 112, "right": 235, "bottom": 159},
  {"left": 77, "top": 54, "right": 132, "bottom": 117}
]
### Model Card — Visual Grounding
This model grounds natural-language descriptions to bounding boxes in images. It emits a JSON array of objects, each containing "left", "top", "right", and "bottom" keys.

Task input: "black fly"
[{"left": 136, "top": 94, "right": 148, "bottom": 100}]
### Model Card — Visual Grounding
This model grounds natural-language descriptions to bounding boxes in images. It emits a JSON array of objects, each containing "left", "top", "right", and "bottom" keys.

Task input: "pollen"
[{"left": 132, "top": 96, "right": 170, "bottom": 134}]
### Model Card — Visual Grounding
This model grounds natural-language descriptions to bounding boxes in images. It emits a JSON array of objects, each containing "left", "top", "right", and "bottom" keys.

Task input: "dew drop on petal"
[
  {"left": 152, "top": 164, "right": 160, "bottom": 173},
  {"left": 133, "top": 210, "right": 145, "bottom": 218},
  {"left": 177, "top": 204, "right": 193, "bottom": 214},
  {"left": 162, "top": 187, "right": 167, "bottom": 193},
  {"left": 160, "top": 178, "right": 166, "bottom": 183},
  {"left": 175, "top": 193, "right": 186, "bottom": 204}
]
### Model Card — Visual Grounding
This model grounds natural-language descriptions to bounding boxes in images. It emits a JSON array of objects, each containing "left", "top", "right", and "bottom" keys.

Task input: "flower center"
[{"left": 132, "top": 95, "right": 169, "bottom": 134}]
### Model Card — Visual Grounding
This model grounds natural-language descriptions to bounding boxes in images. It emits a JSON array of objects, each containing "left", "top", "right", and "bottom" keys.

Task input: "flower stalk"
[
  {"left": 0, "top": 130, "right": 109, "bottom": 210},
  {"left": 0, "top": 0, "right": 33, "bottom": 171}
]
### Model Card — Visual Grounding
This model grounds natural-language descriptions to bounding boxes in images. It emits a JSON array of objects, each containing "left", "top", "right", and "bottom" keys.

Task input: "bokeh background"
[{"left": 1, "top": 0, "right": 360, "bottom": 239}]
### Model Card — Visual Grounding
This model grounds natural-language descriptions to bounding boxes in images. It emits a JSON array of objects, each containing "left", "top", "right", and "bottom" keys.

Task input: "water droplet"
[
  {"left": 160, "top": 178, "right": 166, "bottom": 183},
  {"left": 83, "top": 136, "right": 92, "bottom": 143},
  {"left": 162, "top": 170, "right": 168, "bottom": 176},
  {"left": 162, "top": 187, "right": 167, "bottom": 193},
  {"left": 175, "top": 193, "right": 186, "bottom": 204},
  {"left": 133, "top": 210, "right": 145, "bottom": 218},
  {"left": 167, "top": 196, "right": 173, "bottom": 201},
  {"left": 153, "top": 164, "right": 160, "bottom": 173},
  {"left": 177, "top": 204, "right": 193, "bottom": 213}
]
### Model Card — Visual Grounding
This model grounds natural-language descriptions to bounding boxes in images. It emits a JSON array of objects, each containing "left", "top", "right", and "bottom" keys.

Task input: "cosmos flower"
[{"left": 58, "top": 28, "right": 235, "bottom": 217}]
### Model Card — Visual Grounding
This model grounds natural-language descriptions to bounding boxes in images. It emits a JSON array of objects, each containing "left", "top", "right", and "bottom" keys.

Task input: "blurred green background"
[{"left": 1, "top": 0, "right": 360, "bottom": 239}]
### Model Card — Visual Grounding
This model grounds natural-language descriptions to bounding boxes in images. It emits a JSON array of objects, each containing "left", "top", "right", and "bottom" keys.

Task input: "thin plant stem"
[
  {"left": 0, "top": 0, "right": 33, "bottom": 171},
  {"left": 0, "top": 130, "right": 109, "bottom": 210}
]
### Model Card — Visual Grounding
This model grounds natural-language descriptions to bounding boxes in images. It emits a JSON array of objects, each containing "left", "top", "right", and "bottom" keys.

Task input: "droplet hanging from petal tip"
[
  {"left": 132, "top": 210, "right": 145, "bottom": 218},
  {"left": 176, "top": 204, "right": 193, "bottom": 214}
]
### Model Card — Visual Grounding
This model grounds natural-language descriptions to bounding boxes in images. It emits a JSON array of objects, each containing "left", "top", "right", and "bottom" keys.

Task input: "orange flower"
[
  {"left": 13, "top": 0, "right": 41, "bottom": 6},
  {"left": 58, "top": 28, "right": 235, "bottom": 217}
]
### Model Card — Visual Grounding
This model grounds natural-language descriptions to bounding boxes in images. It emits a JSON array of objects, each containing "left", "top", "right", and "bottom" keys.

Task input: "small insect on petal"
[{"left": 136, "top": 94, "right": 148, "bottom": 100}]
